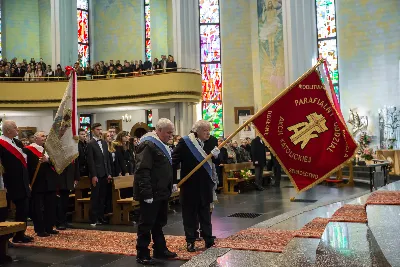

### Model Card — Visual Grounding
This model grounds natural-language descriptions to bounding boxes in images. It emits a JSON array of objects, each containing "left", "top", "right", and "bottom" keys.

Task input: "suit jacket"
[
  {"left": 251, "top": 136, "right": 267, "bottom": 167},
  {"left": 78, "top": 140, "right": 88, "bottom": 176},
  {"left": 86, "top": 138, "right": 112, "bottom": 178},
  {"left": 0, "top": 138, "right": 30, "bottom": 200},
  {"left": 57, "top": 161, "right": 80, "bottom": 191},
  {"left": 25, "top": 147, "right": 58, "bottom": 193},
  {"left": 172, "top": 138, "right": 215, "bottom": 205}
]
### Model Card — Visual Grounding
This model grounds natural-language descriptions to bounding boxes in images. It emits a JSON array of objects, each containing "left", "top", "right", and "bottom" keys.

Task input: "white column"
[
  {"left": 172, "top": 0, "right": 200, "bottom": 70},
  {"left": 51, "top": 0, "right": 60, "bottom": 68},
  {"left": 283, "top": 0, "right": 318, "bottom": 85},
  {"left": 187, "top": 103, "right": 194, "bottom": 131}
]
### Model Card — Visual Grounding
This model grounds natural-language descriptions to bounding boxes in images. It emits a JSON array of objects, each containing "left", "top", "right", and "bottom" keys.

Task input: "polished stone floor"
[{"left": 3, "top": 178, "right": 370, "bottom": 267}]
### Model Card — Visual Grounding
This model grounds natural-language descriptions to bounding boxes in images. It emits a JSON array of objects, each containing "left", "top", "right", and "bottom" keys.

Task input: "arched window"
[
  {"left": 199, "top": 0, "right": 223, "bottom": 137},
  {"left": 77, "top": 0, "right": 90, "bottom": 67},
  {"left": 316, "top": 0, "right": 339, "bottom": 103}
]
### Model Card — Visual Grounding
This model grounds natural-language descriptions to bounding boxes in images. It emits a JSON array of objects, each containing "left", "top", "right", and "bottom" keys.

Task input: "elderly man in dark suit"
[
  {"left": 0, "top": 120, "right": 33, "bottom": 244},
  {"left": 86, "top": 123, "right": 112, "bottom": 226},
  {"left": 25, "top": 131, "right": 59, "bottom": 237},
  {"left": 172, "top": 120, "right": 220, "bottom": 252}
]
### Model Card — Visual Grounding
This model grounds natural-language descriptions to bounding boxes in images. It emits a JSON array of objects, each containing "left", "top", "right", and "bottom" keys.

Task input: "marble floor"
[{"left": 2, "top": 178, "right": 371, "bottom": 267}]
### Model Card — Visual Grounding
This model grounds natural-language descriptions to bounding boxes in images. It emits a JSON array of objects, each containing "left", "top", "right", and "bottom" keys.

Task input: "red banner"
[{"left": 252, "top": 65, "right": 357, "bottom": 192}]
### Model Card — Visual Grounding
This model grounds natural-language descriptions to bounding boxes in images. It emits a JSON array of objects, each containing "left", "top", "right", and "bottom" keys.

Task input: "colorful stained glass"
[
  {"left": 79, "top": 116, "right": 91, "bottom": 124},
  {"left": 334, "top": 85, "right": 340, "bottom": 103},
  {"left": 199, "top": 0, "right": 220, "bottom": 24},
  {"left": 78, "top": 44, "right": 90, "bottom": 67},
  {"left": 145, "top": 39, "right": 151, "bottom": 61},
  {"left": 77, "top": 10, "right": 89, "bottom": 43},
  {"left": 202, "top": 64, "right": 222, "bottom": 101},
  {"left": 145, "top": 5, "right": 151, "bottom": 39},
  {"left": 316, "top": 0, "right": 337, "bottom": 39},
  {"left": 318, "top": 39, "right": 338, "bottom": 84},
  {"left": 77, "top": 0, "right": 88, "bottom": 10},
  {"left": 200, "top": 25, "right": 220, "bottom": 62},
  {"left": 202, "top": 102, "right": 223, "bottom": 137}
]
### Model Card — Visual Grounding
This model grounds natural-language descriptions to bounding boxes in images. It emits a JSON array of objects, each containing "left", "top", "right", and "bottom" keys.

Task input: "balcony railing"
[{"left": 0, "top": 68, "right": 201, "bottom": 82}]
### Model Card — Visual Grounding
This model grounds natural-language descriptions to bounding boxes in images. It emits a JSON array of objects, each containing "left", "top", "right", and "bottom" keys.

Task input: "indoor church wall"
[
  {"left": 166, "top": 0, "right": 173, "bottom": 56},
  {"left": 94, "top": 110, "right": 146, "bottom": 133},
  {"left": 220, "top": 0, "right": 254, "bottom": 138},
  {"left": 337, "top": 0, "right": 400, "bottom": 137},
  {"left": 151, "top": 0, "right": 168, "bottom": 60},
  {"left": 2, "top": 0, "right": 41, "bottom": 60},
  {"left": 38, "top": 0, "right": 51, "bottom": 64},
  {"left": 6, "top": 114, "right": 54, "bottom": 133},
  {"left": 92, "top": 0, "right": 144, "bottom": 62}
]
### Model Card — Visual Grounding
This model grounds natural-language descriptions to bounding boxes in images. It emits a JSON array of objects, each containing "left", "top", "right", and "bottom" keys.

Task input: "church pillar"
[
  {"left": 58, "top": 0, "right": 78, "bottom": 67},
  {"left": 171, "top": 0, "right": 199, "bottom": 70},
  {"left": 282, "top": 0, "right": 318, "bottom": 85}
]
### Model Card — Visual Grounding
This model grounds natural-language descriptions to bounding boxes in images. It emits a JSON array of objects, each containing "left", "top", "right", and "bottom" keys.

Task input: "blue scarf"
[
  {"left": 140, "top": 133, "right": 172, "bottom": 165},
  {"left": 183, "top": 133, "right": 213, "bottom": 178}
]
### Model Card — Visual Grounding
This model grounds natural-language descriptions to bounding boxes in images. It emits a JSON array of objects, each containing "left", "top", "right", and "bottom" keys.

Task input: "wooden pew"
[
  {"left": 0, "top": 189, "right": 25, "bottom": 263},
  {"left": 110, "top": 175, "right": 137, "bottom": 225},
  {"left": 74, "top": 176, "right": 91, "bottom": 223},
  {"left": 222, "top": 162, "right": 271, "bottom": 195}
]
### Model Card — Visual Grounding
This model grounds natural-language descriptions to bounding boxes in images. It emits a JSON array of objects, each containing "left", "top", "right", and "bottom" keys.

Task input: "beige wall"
[{"left": 220, "top": 0, "right": 254, "bottom": 138}]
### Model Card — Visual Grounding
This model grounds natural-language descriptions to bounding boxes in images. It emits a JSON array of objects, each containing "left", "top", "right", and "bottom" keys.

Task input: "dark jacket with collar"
[
  {"left": 25, "top": 147, "right": 58, "bottom": 193},
  {"left": 251, "top": 136, "right": 267, "bottom": 167},
  {"left": 0, "top": 138, "right": 30, "bottom": 200},
  {"left": 133, "top": 140, "right": 173, "bottom": 201},
  {"left": 86, "top": 138, "right": 112, "bottom": 178}
]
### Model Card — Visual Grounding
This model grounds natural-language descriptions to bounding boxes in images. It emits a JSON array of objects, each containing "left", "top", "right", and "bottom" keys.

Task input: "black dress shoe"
[
  {"left": 47, "top": 229, "right": 59, "bottom": 235},
  {"left": 56, "top": 225, "right": 66, "bottom": 230},
  {"left": 24, "top": 235, "right": 34, "bottom": 241},
  {"left": 37, "top": 232, "right": 50, "bottom": 237},
  {"left": 153, "top": 249, "right": 177, "bottom": 259},
  {"left": 0, "top": 254, "right": 13, "bottom": 263},
  {"left": 187, "top": 242, "right": 196, "bottom": 252},
  {"left": 206, "top": 241, "right": 215, "bottom": 248},
  {"left": 12, "top": 236, "right": 33, "bottom": 243},
  {"left": 136, "top": 256, "right": 157, "bottom": 265}
]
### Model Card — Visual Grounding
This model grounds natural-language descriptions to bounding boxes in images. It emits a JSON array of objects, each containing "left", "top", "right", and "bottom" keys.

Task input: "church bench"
[
  {"left": 0, "top": 189, "right": 26, "bottom": 263},
  {"left": 74, "top": 176, "right": 91, "bottom": 223},
  {"left": 222, "top": 162, "right": 271, "bottom": 195},
  {"left": 110, "top": 175, "right": 136, "bottom": 225}
]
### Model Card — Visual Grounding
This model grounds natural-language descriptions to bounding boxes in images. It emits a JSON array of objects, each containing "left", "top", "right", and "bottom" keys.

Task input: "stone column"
[{"left": 58, "top": 0, "right": 78, "bottom": 67}]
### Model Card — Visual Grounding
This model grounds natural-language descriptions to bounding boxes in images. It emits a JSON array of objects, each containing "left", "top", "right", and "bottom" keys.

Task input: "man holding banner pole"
[{"left": 172, "top": 120, "right": 220, "bottom": 252}]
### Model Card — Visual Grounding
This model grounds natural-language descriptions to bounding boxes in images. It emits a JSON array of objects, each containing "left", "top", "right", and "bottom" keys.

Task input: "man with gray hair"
[
  {"left": 172, "top": 120, "right": 220, "bottom": 252},
  {"left": 0, "top": 120, "right": 33, "bottom": 245},
  {"left": 134, "top": 118, "right": 177, "bottom": 265}
]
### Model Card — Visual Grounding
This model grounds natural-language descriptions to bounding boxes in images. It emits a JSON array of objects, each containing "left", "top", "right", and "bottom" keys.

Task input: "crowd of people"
[
  {"left": 0, "top": 55, "right": 178, "bottom": 81},
  {"left": 0, "top": 118, "right": 280, "bottom": 265}
]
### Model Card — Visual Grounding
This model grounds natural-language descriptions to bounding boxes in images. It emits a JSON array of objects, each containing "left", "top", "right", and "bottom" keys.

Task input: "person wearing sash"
[
  {"left": 134, "top": 118, "right": 177, "bottom": 265},
  {"left": 25, "top": 131, "right": 59, "bottom": 237},
  {"left": 172, "top": 120, "right": 220, "bottom": 252},
  {"left": 0, "top": 120, "right": 33, "bottom": 243}
]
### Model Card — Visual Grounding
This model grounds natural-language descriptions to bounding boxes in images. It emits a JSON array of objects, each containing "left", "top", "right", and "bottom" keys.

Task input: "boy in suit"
[{"left": 86, "top": 123, "right": 112, "bottom": 226}]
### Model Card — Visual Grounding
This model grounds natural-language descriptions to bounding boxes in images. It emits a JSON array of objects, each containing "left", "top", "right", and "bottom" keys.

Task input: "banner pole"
[
  {"left": 177, "top": 60, "right": 325, "bottom": 188},
  {"left": 30, "top": 147, "right": 46, "bottom": 189}
]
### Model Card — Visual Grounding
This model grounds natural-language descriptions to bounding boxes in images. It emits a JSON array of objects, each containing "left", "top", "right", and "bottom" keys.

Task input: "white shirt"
[{"left": 93, "top": 137, "right": 104, "bottom": 154}]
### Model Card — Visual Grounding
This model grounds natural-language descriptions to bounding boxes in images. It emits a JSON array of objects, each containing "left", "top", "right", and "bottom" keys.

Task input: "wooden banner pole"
[{"left": 30, "top": 147, "right": 46, "bottom": 189}]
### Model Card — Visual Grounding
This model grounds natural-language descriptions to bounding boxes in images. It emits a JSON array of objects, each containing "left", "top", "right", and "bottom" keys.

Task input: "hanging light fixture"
[{"left": 122, "top": 113, "right": 132, "bottom": 122}]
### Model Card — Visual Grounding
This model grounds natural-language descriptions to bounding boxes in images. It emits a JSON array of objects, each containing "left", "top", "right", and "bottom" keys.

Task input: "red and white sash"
[{"left": 0, "top": 136, "right": 27, "bottom": 168}]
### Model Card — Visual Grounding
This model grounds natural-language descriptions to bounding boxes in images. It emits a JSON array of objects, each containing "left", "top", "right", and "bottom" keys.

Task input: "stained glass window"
[
  {"left": 144, "top": 1, "right": 151, "bottom": 61},
  {"left": 316, "top": 0, "right": 339, "bottom": 103},
  {"left": 77, "top": 0, "right": 90, "bottom": 67},
  {"left": 200, "top": 25, "right": 221, "bottom": 62},
  {"left": 202, "top": 102, "right": 223, "bottom": 137},
  {"left": 318, "top": 39, "right": 338, "bottom": 84},
  {"left": 199, "top": 0, "right": 222, "bottom": 137},
  {"left": 0, "top": 1, "right": 2, "bottom": 60},
  {"left": 202, "top": 64, "right": 222, "bottom": 100},
  {"left": 199, "top": 0, "right": 220, "bottom": 24},
  {"left": 146, "top": 110, "right": 153, "bottom": 128},
  {"left": 316, "top": 0, "right": 337, "bottom": 39},
  {"left": 79, "top": 114, "right": 92, "bottom": 137}
]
